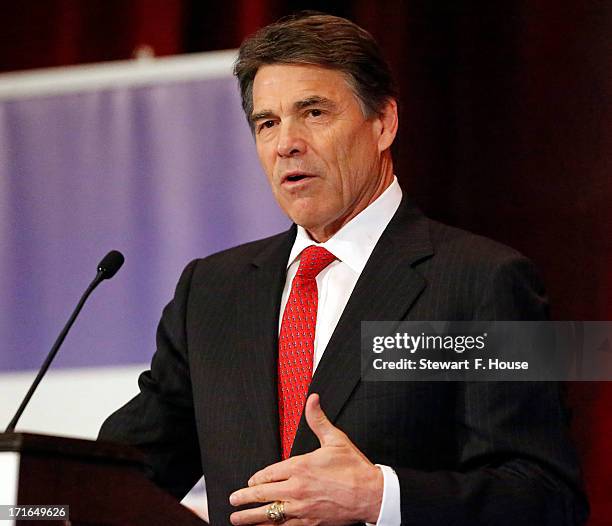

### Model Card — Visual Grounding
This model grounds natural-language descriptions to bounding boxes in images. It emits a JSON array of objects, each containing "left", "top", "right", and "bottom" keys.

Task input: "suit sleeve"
[
  {"left": 98, "top": 259, "right": 202, "bottom": 500},
  {"left": 396, "top": 255, "right": 589, "bottom": 525}
]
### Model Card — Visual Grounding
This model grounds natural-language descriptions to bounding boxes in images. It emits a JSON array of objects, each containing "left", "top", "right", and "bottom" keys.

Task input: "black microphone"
[
  {"left": 97, "top": 250, "right": 125, "bottom": 280},
  {"left": 5, "top": 250, "right": 125, "bottom": 433}
]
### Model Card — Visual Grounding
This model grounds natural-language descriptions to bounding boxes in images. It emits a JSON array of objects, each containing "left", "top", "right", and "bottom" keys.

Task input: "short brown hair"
[{"left": 233, "top": 12, "right": 398, "bottom": 129}]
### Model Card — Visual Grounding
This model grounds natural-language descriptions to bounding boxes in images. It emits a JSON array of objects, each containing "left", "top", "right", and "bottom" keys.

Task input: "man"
[{"left": 99, "top": 13, "right": 588, "bottom": 526}]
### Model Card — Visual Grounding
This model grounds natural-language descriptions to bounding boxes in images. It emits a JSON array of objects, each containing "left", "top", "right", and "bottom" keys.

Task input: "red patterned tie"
[{"left": 278, "top": 245, "right": 336, "bottom": 459}]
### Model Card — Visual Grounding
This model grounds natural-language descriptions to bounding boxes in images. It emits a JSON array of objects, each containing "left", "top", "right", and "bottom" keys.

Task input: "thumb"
[{"left": 305, "top": 393, "right": 346, "bottom": 447}]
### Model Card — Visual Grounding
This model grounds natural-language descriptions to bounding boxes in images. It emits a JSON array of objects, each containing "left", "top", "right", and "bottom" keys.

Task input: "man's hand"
[{"left": 229, "top": 393, "right": 383, "bottom": 525}]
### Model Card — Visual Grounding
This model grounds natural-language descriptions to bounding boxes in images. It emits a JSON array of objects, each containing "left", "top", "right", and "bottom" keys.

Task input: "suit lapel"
[
  {"left": 236, "top": 227, "right": 296, "bottom": 463},
  {"left": 292, "top": 200, "right": 434, "bottom": 456}
]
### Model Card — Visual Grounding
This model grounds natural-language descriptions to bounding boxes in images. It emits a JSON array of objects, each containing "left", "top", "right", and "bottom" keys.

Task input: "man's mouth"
[
  {"left": 287, "top": 174, "right": 308, "bottom": 182},
  {"left": 281, "top": 172, "right": 316, "bottom": 184}
]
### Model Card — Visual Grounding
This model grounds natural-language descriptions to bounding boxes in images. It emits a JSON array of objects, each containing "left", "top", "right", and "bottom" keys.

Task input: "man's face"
[{"left": 251, "top": 64, "right": 395, "bottom": 242}]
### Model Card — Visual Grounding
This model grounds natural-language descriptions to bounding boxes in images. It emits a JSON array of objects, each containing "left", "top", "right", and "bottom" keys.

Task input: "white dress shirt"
[{"left": 279, "top": 176, "right": 402, "bottom": 526}]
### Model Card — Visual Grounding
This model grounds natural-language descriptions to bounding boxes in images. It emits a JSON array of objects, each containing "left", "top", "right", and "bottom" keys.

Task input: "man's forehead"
[{"left": 252, "top": 64, "right": 356, "bottom": 110}]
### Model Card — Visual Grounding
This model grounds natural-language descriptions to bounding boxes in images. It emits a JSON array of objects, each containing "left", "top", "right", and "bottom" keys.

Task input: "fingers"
[
  {"left": 229, "top": 502, "right": 272, "bottom": 525},
  {"left": 230, "top": 480, "right": 291, "bottom": 507},
  {"left": 229, "top": 501, "right": 294, "bottom": 526},
  {"left": 229, "top": 502, "right": 274, "bottom": 525},
  {"left": 304, "top": 393, "right": 346, "bottom": 447},
  {"left": 248, "top": 456, "right": 300, "bottom": 486}
]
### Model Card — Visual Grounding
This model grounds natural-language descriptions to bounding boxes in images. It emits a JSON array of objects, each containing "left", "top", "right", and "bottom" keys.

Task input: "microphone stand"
[{"left": 5, "top": 250, "right": 124, "bottom": 433}]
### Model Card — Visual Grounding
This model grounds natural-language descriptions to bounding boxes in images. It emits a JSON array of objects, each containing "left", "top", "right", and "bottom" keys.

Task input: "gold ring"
[{"left": 266, "top": 501, "right": 286, "bottom": 523}]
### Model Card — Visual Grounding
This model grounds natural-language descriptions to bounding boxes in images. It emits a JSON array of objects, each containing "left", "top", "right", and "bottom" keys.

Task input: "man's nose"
[{"left": 276, "top": 122, "right": 307, "bottom": 157}]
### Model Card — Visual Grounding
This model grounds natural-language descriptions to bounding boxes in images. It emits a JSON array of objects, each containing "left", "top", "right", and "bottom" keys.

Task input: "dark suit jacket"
[{"left": 99, "top": 200, "right": 588, "bottom": 525}]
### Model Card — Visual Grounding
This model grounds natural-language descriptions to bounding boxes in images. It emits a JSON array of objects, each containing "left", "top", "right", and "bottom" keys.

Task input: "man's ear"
[{"left": 376, "top": 98, "right": 399, "bottom": 152}]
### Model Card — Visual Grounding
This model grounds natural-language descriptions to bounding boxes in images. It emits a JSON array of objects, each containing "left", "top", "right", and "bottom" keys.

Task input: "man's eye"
[
  {"left": 309, "top": 109, "right": 323, "bottom": 117},
  {"left": 257, "top": 120, "right": 275, "bottom": 132}
]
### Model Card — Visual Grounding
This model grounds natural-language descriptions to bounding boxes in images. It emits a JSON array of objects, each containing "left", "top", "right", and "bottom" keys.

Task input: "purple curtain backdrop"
[{"left": 0, "top": 68, "right": 289, "bottom": 372}]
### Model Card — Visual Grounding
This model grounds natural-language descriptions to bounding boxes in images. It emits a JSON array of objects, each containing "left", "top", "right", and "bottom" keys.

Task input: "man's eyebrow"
[
  {"left": 250, "top": 110, "right": 274, "bottom": 124},
  {"left": 294, "top": 96, "right": 336, "bottom": 111},
  {"left": 250, "top": 96, "right": 336, "bottom": 124}
]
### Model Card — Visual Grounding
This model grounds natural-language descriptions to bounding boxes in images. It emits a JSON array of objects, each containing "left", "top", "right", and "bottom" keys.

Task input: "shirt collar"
[{"left": 286, "top": 176, "right": 403, "bottom": 274}]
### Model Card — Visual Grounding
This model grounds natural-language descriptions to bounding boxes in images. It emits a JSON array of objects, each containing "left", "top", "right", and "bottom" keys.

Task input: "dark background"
[{"left": 2, "top": 1, "right": 610, "bottom": 524}]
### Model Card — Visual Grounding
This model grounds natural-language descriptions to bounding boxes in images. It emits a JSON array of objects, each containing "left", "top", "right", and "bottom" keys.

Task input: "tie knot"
[{"left": 296, "top": 246, "right": 335, "bottom": 279}]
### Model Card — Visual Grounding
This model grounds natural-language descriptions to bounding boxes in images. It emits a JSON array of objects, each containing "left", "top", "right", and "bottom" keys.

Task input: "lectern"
[{"left": 0, "top": 433, "right": 207, "bottom": 525}]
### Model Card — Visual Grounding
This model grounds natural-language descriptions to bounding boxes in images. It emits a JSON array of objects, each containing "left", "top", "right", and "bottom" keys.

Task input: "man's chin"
[
  {"left": 282, "top": 200, "right": 323, "bottom": 225},
  {"left": 289, "top": 216, "right": 339, "bottom": 243}
]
